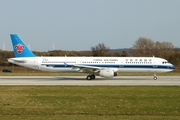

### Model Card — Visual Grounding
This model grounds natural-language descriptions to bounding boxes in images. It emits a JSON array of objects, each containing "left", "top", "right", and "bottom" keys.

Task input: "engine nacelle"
[{"left": 99, "top": 69, "right": 118, "bottom": 78}]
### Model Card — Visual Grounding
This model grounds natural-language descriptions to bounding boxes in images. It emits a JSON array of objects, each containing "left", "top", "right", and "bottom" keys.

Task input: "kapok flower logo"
[{"left": 14, "top": 44, "right": 25, "bottom": 54}]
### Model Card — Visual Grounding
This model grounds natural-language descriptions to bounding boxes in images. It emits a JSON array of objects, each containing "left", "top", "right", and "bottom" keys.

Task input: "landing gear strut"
[
  {"left": 153, "top": 73, "right": 157, "bottom": 80},
  {"left": 86, "top": 74, "right": 96, "bottom": 80}
]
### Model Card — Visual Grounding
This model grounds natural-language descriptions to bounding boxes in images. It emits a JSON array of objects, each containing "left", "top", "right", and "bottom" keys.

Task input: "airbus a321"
[{"left": 8, "top": 34, "right": 175, "bottom": 80}]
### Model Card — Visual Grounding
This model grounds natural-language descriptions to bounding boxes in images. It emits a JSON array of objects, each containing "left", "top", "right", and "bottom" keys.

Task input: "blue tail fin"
[{"left": 10, "top": 34, "right": 36, "bottom": 57}]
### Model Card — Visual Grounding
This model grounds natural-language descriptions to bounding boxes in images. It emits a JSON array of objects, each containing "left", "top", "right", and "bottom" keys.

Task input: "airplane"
[{"left": 8, "top": 34, "right": 175, "bottom": 80}]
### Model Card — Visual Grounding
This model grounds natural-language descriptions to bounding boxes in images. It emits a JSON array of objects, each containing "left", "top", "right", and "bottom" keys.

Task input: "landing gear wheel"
[
  {"left": 86, "top": 75, "right": 92, "bottom": 80},
  {"left": 153, "top": 76, "right": 157, "bottom": 80},
  {"left": 153, "top": 73, "right": 157, "bottom": 80},
  {"left": 91, "top": 75, "right": 95, "bottom": 79}
]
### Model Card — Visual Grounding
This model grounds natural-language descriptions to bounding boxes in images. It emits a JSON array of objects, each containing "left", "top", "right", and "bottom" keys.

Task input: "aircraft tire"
[
  {"left": 86, "top": 75, "right": 92, "bottom": 80},
  {"left": 91, "top": 75, "right": 95, "bottom": 79}
]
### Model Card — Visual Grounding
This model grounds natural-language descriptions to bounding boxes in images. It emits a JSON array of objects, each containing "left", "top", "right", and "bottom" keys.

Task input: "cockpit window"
[{"left": 162, "top": 61, "right": 169, "bottom": 64}]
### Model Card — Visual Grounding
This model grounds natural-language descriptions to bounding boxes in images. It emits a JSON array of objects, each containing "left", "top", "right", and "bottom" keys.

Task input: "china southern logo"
[{"left": 14, "top": 44, "right": 25, "bottom": 54}]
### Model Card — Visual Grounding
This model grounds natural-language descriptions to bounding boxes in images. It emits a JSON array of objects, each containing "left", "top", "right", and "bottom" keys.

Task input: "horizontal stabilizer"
[{"left": 8, "top": 58, "right": 26, "bottom": 63}]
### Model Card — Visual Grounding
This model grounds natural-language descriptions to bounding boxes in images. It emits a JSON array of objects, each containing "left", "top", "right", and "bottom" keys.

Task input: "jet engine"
[{"left": 99, "top": 69, "right": 118, "bottom": 78}]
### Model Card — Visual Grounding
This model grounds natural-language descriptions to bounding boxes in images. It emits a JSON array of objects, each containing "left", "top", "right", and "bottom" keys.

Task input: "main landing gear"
[{"left": 86, "top": 74, "right": 95, "bottom": 80}]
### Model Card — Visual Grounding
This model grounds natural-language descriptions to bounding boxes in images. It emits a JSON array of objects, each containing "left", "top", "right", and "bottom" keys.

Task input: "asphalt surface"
[{"left": 0, "top": 76, "right": 179, "bottom": 86}]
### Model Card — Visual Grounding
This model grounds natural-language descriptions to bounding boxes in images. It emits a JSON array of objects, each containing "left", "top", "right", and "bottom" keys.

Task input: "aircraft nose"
[{"left": 170, "top": 64, "right": 175, "bottom": 70}]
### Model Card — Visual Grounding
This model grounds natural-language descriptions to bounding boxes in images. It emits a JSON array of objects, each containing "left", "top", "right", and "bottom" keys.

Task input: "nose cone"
[{"left": 170, "top": 64, "right": 175, "bottom": 70}]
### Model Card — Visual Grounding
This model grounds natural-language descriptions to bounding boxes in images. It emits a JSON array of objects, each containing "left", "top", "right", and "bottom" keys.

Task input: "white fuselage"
[{"left": 8, "top": 56, "right": 174, "bottom": 73}]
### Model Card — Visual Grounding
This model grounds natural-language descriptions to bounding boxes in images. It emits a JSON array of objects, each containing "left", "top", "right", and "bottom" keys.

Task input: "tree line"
[{"left": 0, "top": 37, "right": 180, "bottom": 69}]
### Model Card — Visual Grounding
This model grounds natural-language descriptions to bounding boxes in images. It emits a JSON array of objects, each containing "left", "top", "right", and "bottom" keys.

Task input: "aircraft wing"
[{"left": 70, "top": 64, "right": 107, "bottom": 73}]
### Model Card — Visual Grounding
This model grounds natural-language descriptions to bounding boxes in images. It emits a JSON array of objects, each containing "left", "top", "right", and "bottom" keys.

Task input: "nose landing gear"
[{"left": 153, "top": 73, "right": 157, "bottom": 80}]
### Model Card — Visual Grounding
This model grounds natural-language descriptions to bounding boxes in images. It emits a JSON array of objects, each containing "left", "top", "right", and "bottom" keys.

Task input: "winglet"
[{"left": 10, "top": 34, "right": 36, "bottom": 57}]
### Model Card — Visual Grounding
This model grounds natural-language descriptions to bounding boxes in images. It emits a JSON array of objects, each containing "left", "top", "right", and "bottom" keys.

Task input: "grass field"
[{"left": 0, "top": 86, "right": 180, "bottom": 120}]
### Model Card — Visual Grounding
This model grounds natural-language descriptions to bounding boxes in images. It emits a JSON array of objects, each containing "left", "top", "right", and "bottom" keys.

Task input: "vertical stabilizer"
[{"left": 10, "top": 34, "right": 36, "bottom": 57}]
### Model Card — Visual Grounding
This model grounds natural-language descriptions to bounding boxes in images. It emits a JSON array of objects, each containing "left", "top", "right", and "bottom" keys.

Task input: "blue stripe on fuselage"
[{"left": 41, "top": 64, "right": 174, "bottom": 70}]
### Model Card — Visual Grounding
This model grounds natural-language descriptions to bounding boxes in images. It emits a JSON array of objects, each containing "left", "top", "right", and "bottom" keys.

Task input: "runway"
[{"left": 0, "top": 76, "right": 179, "bottom": 86}]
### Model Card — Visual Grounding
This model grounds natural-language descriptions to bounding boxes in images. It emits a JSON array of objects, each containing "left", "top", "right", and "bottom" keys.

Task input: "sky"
[{"left": 0, "top": 0, "right": 180, "bottom": 51}]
